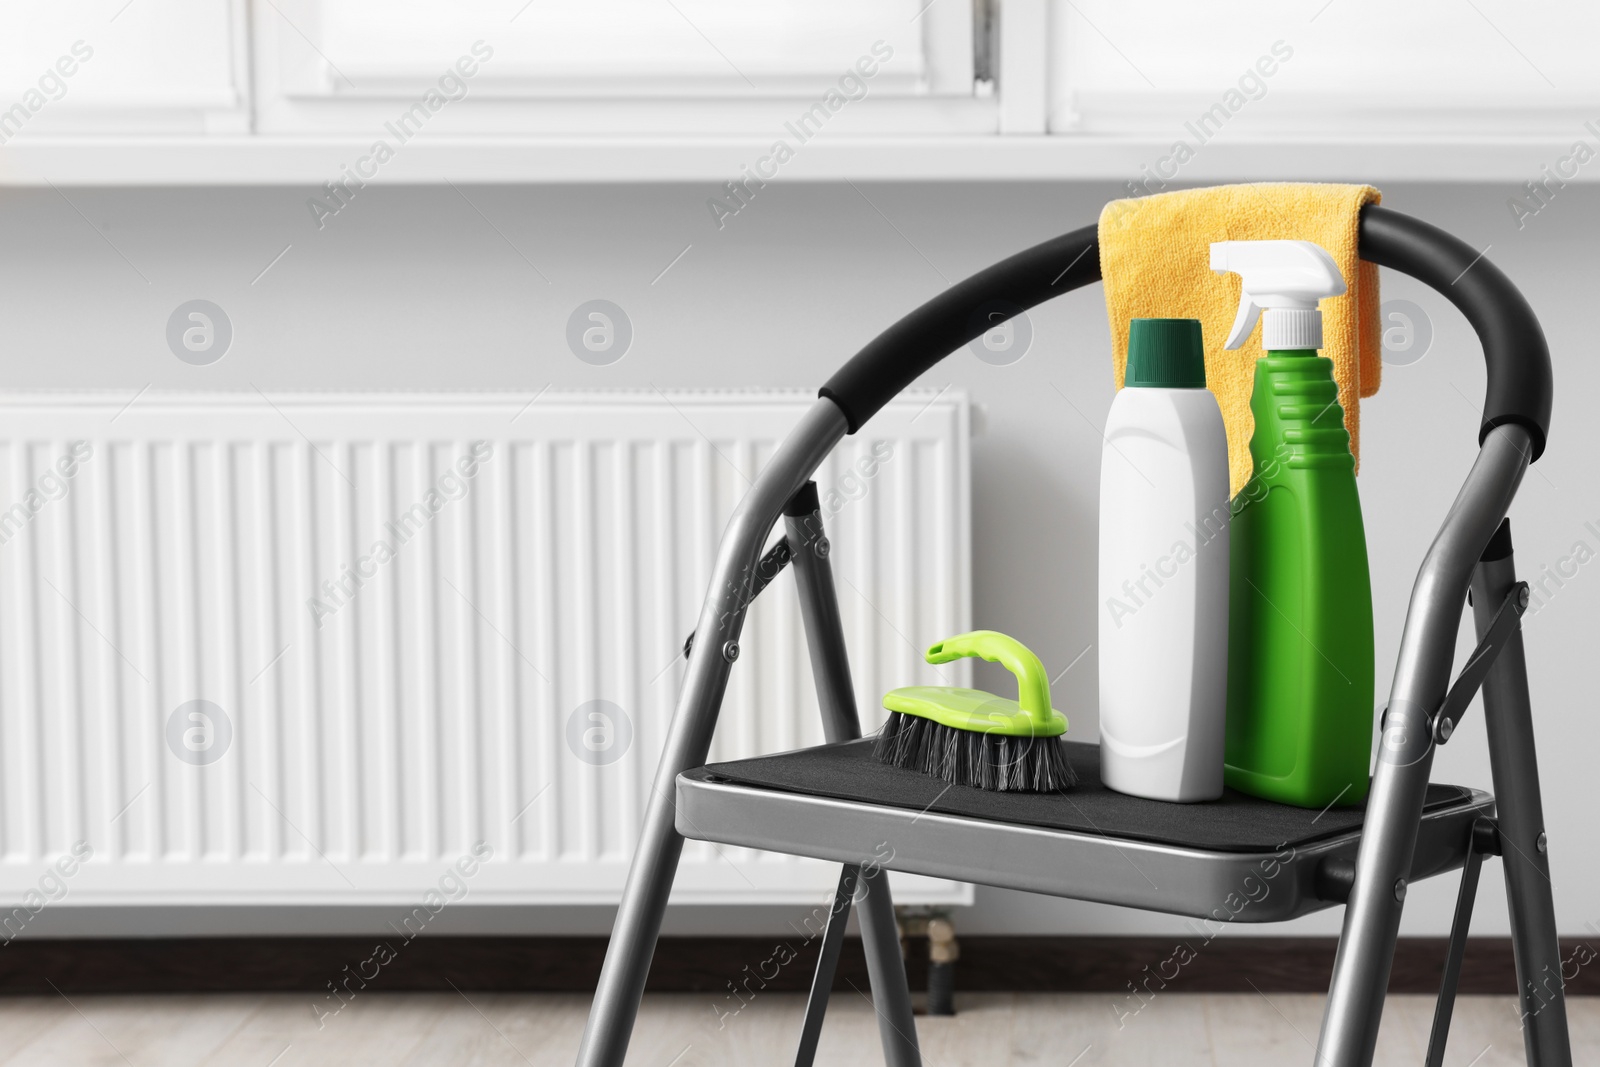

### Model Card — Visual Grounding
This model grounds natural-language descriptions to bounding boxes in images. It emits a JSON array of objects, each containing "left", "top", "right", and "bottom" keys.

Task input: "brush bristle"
[{"left": 872, "top": 711, "right": 1076, "bottom": 793}]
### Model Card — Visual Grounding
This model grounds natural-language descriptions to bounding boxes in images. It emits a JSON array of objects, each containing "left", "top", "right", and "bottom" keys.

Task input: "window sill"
[{"left": 0, "top": 133, "right": 1586, "bottom": 185}]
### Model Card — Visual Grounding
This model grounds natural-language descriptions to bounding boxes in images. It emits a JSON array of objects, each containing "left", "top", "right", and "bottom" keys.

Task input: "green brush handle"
[{"left": 926, "top": 631, "right": 1054, "bottom": 729}]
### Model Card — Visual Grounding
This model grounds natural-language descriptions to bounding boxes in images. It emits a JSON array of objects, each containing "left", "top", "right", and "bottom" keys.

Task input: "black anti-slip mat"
[{"left": 689, "top": 739, "right": 1475, "bottom": 854}]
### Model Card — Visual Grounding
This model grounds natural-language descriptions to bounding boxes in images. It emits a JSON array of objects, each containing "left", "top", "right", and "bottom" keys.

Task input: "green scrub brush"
[{"left": 874, "top": 630, "right": 1073, "bottom": 793}]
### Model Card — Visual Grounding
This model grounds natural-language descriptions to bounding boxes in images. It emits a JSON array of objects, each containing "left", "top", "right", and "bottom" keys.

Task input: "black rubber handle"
[
  {"left": 1356, "top": 206, "right": 1550, "bottom": 458},
  {"left": 818, "top": 205, "right": 1551, "bottom": 460}
]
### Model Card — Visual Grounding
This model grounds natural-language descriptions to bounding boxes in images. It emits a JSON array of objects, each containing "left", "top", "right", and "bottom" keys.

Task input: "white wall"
[{"left": 2, "top": 179, "right": 1595, "bottom": 939}]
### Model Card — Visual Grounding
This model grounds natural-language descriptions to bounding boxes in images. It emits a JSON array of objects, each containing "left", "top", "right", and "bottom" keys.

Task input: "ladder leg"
[
  {"left": 793, "top": 864, "right": 860, "bottom": 1067},
  {"left": 1472, "top": 523, "right": 1572, "bottom": 1067},
  {"left": 783, "top": 486, "right": 864, "bottom": 745},
  {"left": 1317, "top": 427, "right": 1529, "bottom": 1067},
  {"left": 786, "top": 485, "right": 922, "bottom": 1067},
  {"left": 856, "top": 866, "right": 921, "bottom": 1067},
  {"left": 575, "top": 402, "right": 847, "bottom": 1067},
  {"left": 1425, "top": 819, "right": 1493, "bottom": 1067}
]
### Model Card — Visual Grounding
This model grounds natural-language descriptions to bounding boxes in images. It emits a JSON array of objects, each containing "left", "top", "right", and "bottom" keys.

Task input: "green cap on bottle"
[{"left": 1126, "top": 318, "right": 1206, "bottom": 389}]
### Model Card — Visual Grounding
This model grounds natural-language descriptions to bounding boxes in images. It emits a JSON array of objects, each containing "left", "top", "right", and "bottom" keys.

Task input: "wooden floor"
[{"left": 0, "top": 990, "right": 1589, "bottom": 1065}]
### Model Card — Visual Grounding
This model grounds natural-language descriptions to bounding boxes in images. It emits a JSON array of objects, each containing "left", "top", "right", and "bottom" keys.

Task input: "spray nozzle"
[{"left": 1210, "top": 240, "right": 1346, "bottom": 351}]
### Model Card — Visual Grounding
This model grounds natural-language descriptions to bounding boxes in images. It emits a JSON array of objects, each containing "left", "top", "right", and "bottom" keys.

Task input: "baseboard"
[{"left": 0, "top": 936, "right": 1592, "bottom": 997}]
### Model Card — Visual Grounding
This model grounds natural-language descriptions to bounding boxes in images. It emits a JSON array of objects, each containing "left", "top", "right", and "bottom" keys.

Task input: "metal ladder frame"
[
  {"left": 574, "top": 408, "right": 1571, "bottom": 1067},
  {"left": 576, "top": 203, "right": 1570, "bottom": 1065}
]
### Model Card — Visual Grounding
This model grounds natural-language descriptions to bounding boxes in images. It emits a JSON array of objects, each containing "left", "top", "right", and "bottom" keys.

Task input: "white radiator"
[{"left": 0, "top": 391, "right": 971, "bottom": 908}]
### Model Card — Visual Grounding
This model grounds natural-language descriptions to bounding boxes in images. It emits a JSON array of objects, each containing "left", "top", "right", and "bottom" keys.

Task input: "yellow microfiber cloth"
[{"left": 1099, "top": 183, "right": 1382, "bottom": 497}]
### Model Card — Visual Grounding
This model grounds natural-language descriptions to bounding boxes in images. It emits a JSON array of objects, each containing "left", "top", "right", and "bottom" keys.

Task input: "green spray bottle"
[{"left": 1211, "top": 241, "right": 1374, "bottom": 809}]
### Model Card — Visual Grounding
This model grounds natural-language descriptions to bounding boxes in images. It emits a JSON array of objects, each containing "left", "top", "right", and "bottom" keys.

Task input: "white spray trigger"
[
  {"left": 1224, "top": 296, "right": 1264, "bottom": 353},
  {"left": 1210, "top": 240, "right": 1346, "bottom": 350}
]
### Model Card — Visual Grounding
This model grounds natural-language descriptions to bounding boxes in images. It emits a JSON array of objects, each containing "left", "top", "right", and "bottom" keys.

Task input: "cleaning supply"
[
  {"left": 1098, "top": 319, "right": 1231, "bottom": 803},
  {"left": 875, "top": 630, "right": 1072, "bottom": 792},
  {"left": 1098, "top": 183, "right": 1383, "bottom": 497},
  {"left": 1212, "top": 240, "right": 1375, "bottom": 809}
]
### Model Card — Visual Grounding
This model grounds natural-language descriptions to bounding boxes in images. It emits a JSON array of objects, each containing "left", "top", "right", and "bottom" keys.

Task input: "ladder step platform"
[{"left": 677, "top": 739, "right": 1491, "bottom": 924}]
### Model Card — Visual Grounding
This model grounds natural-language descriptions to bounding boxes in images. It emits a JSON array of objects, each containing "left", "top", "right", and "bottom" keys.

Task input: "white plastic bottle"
[{"left": 1098, "top": 318, "right": 1231, "bottom": 802}]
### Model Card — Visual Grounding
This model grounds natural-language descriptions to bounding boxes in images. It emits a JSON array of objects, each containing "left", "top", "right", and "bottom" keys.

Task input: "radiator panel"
[{"left": 0, "top": 392, "right": 971, "bottom": 907}]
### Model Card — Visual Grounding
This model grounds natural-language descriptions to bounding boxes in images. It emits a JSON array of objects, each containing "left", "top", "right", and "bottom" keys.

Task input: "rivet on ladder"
[
  {"left": 1394, "top": 878, "right": 1408, "bottom": 903},
  {"left": 722, "top": 641, "right": 740, "bottom": 663},
  {"left": 1536, "top": 831, "right": 1548, "bottom": 853}
]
